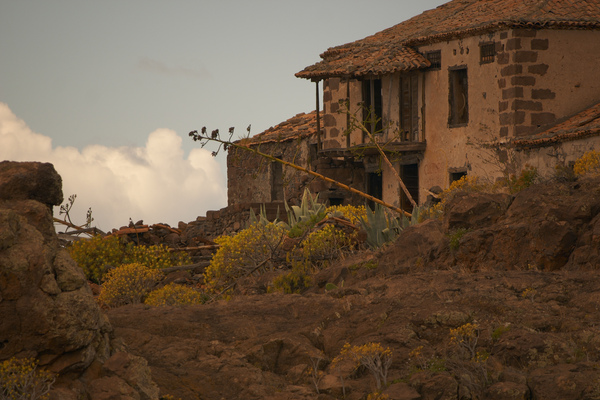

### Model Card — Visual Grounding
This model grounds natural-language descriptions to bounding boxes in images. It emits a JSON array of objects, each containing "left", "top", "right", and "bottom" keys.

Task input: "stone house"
[{"left": 229, "top": 0, "right": 600, "bottom": 213}]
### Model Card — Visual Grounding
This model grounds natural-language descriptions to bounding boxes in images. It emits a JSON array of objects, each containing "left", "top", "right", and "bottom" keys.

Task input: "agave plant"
[
  {"left": 358, "top": 204, "right": 403, "bottom": 249},
  {"left": 400, "top": 205, "right": 426, "bottom": 229},
  {"left": 248, "top": 204, "right": 286, "bottom": 229},
  {"left": 284, "top": 188, "right": 327, "bottom": 237}
]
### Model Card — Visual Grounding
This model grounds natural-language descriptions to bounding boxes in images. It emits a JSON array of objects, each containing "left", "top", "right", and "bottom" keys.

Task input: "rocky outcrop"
[
  {"left": 0, "top": 161, "right": 158, "bottom": 399},
  {"left": 378, "top": 175, "right": 600, "bottom": 272}
]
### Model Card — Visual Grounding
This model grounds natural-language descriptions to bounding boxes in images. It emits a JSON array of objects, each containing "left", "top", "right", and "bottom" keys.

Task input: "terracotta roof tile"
[
  {"left": 238, "top": 111, "right": 317, "bottom": 146},
  {"left": 513, "top": 102, "right": 600, "bottom": 148},
  {"left": 297, "top": 0, "right": 600, "bottom": 80}
]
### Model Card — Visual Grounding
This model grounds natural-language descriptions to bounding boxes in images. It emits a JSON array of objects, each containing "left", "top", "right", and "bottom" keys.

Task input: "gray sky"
[{"left": 0, "top": 0, "right": 447, "bottom": 230}]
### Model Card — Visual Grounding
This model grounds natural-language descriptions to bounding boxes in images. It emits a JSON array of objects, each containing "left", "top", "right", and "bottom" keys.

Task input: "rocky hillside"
[
  {"left": 2, "top": 161, "right": 600, "bottom": 399},
  {"left": 108, "top": 175, "right": 600, "bottom": 399}
]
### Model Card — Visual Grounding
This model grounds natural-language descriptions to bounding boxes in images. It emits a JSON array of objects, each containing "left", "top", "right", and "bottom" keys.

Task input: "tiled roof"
[
  {"left": 297, "top": 0, "right": 600, "bottom": 80},
  {"left": 513, "top": 102, "right": 600, "bottom": 149},
  {"left": 238, "top": 111, "right": 317, "bottom": 146}
]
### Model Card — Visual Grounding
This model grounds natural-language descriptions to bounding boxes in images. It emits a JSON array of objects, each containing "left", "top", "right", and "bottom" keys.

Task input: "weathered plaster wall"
[
  {"left": 317, "top": 28, "right": 600, "bottom": 209},
  {"left": 513, "top": 136, "right": 600, "bottom": 179},
  {"left": 417, "top": 31, "right": 504, "bottom": 197}
]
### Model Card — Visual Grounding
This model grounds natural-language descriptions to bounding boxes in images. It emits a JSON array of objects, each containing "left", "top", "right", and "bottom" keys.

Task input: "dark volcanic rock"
[
  {"left": 0, "top": 161, "right": 63, "bottom": 206},
  {"left": 0, "top": 161, "right": 158, "bottom": 399}
]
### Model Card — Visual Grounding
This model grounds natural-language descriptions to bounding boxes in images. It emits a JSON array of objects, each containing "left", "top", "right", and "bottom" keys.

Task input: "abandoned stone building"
[{"left": 228, "top": 0, "right": 600, "bottom": 213}]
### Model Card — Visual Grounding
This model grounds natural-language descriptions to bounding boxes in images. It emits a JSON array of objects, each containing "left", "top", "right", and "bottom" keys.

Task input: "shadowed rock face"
[
  {"left": 0, "top": 161, "right": 158, "bottom": 400},
  {"left": 0, "top": 161, "right": 63, "bottom": 206}
]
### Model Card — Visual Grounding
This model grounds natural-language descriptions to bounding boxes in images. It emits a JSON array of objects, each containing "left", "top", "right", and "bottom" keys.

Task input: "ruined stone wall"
[
  {"left": 310, "top": 156, "right": 366, "bottom": 206},
  {"left": 227, "top": 137, "right": 314, "bottom": 207},
  {"left": 186, "top": 201, "right": 287, "bottom": 240}
]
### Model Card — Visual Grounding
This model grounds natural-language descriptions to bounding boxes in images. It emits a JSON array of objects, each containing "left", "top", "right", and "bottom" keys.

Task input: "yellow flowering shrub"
[
  {"left": 330, "top": 342, "right": 392, "bottom": 390},
  {"left": 145, "top": 283, "right": 208, "bottom": 306},
  {"left": 69, "top": 236, "right": 191, "bottom": 283},
  {"left": 204, "top": 222, "right": 287, "bottom": 293},
  {"left": 98, "top": 263, "right": 163, "bottom": 308},
  {"left": 0, "top": 357, "right": 55, "bottom": 400},
  {"left": 69, "top": 235, "right": 126, "bottom": 283},
  {"left": 450, "top": 323, "right": 480, "bottom": 359},
  {"left": 325, "top": 204, "right": 367, "bottom": 225},
  {"left": 574, "top": 150, "right": 600, "bottom": 176},
  {"left": 420, "top": 176, "right": 489, "bottom": 220},
  {"left": 302, "top": 224, "right": 356, "bottom": 261},
  {"left": 127, "top": 244, "right": 191, "bottom": 270}
]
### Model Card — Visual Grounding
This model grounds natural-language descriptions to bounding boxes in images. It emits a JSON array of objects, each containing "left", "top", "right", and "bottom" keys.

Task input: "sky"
[{"left": 0, "top": 0, "right": 448, "bottom": 231}]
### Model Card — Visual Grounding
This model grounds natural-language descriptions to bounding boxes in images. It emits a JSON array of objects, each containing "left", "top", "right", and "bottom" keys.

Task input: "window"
[
  {"left": 366, "top": 172, "right": 383, "bottom": 210},
  {"left": 450, "top": 170, "right": 467, "bottom": 184},
  {"left": 426, "top": 50, "right": 442, "bottom": 70},
  {"left": 328, "top": 197, "right": 344, "bottom": 207},
  {"left": 399, "top": 75, "right": 419, "bottom": 141},
  {"left": 271, "top": 157, "right": 283, "bottom": 201},
  {"left": 480, "top": 42, "right": 496, "bottom": 64},
  {"left": 362, "top": 79, "right": 383, "bottom": 136},
  {"left": 400, "top": 164, "right": 419, "bottom": 213},
  {"left": 448, "top": 67, "right": 468, "bottom": 126}
]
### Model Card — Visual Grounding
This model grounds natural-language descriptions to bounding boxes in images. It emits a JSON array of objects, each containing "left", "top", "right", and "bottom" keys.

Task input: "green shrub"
[
  {"left": 448, "top": 228, "right": 470, "bottom": 251},
  {"left": 98, "top": 263, "right": 163, "bottom": 308},
  {"left": 271, "top": 260, "right": 312, "bottom": 294},
  {"left": 205, "top": 222, "right": 287, "bottom": 293},
  {"left": 145, "top": 283, "right": 208, "bottom": 306},
  {"left": 507, "top": 165, "right": 538, "bottom": 193},
  {"left": 574, "top": 150, "right": 600, "bottom": 176},
  {"left": 69, "top": 236, "right": 191, "bottom": 283},
  {"left": 0, "top": 357, "right": 55, "bottom": 400}
]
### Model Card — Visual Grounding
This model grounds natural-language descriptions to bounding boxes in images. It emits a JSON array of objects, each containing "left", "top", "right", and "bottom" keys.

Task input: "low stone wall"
[{"left": 184, "top": 201, "right": 288, "bottom": 241}]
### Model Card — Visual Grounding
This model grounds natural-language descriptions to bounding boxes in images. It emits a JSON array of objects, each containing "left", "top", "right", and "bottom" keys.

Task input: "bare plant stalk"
[{"left": 342, "top": 103, "right": 417, "bottom": 208}]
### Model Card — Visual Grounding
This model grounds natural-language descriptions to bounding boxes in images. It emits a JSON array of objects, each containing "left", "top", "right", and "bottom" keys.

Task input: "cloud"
[
  {"left": 137, "top": 57, "right": 211, "bottom": 79},
  {"left": 0, "top": 102, "right": 227, "bottom": 231}
]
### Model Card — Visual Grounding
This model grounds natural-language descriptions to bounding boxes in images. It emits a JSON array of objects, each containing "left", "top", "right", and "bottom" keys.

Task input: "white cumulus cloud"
[{"left": 0, "top": 102, "right": 227, "bottom": 231}]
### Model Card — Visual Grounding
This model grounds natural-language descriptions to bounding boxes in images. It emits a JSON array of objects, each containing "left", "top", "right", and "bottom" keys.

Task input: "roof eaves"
[{"left": 403, "top": 20, "right": 600, "bottom": 47}]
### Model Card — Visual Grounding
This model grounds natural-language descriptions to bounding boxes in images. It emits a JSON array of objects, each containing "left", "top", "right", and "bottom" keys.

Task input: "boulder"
[
  {"left": 444, "top": 191, "right": 513, "bottom": 231},
  {"left": 0, "top": 161, "right": 158, "bottom": 399},
  {"left": 0, "top": 161, "right": 63, "bottom": 206}
]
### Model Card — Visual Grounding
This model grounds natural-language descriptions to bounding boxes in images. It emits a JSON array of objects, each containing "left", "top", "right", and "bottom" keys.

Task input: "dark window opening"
[
  {"left": 366, "top": 172, "right": 383, "bottom": 210},
  {"left": 426, "top": 50, "right": 442, "bottom": 70},
  {"left": 328, "top": 197, "right": 344, "bottom": 207},
  {"left": 480, "top": 42, "right": 496, "bottom": 64},
  {"left": 450, "top": 171, "right": 467, "bottom": 184},
  {"left": 271, "top": 158, "right": 284, "bottom": 201},
  {"left": 399, "top": 75, "right": 419, "bottom": 142},
  {"left": 448, "top": 68, "right": 468, "bottom": 127},
  {"left": 400, "top": 164, "right": 419, "bottom": 213},
  {"left": 362, "top": 79, "right": 383, "bottom": 137}
]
